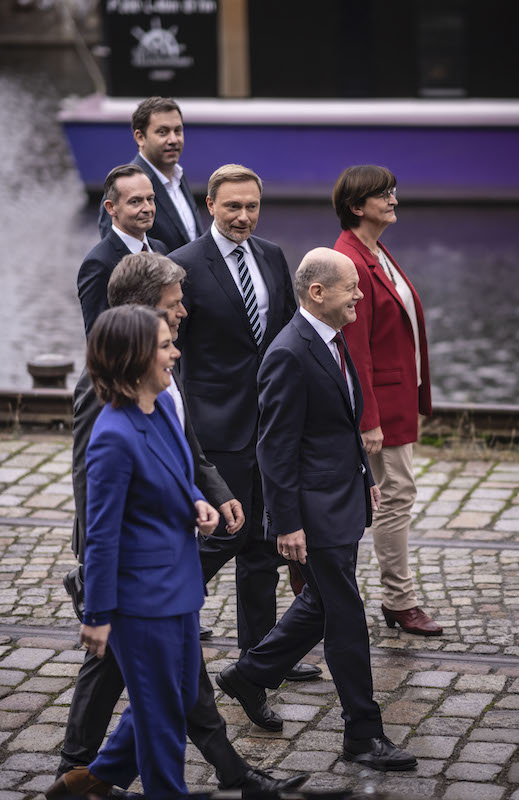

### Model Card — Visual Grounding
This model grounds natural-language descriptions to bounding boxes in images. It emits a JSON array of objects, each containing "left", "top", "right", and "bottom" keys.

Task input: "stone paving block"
[
  {"left": 409, "top": 735, "right": 459, "bottom": 758},
  {"left": 402, "top": 687, "right": 443, "bottom": 702},
  {"left": 447, "top": 512, "right": 492, "bottom": 529},
  {"left": 0, "top": 671, "right": 26, "bottom": 687},
  {"left": 495, "top": 694, "right": 519, "bottom": 708},
  {"left": 508, "top": 762, "right": 519, "bottom": 782},
  {"left": 0, "top": 791, "right": 26, "bottom": 799},
  {"left": 38, "top": 663, "right": 80, "bottom": 677},
  {"left": 0, "top": 648, "right": 54, "bottom": 670},
  {"left": 481, "top": 709, "right": 518, "bottom": 727},
  {"left": 372, "top": 667, "right": 409, "bottom": 690},
  {"left": 381, "top": 776, "right": 438, "bottom": 797},
  {"left": 19, "top": 774, "right": 55, "bottom": 791},
  {"left": 454, "top": 674, "right": 507, "bottom": 692},
  {"left": 18, "top": 677, "right": 71, "bottom": 694},
  {"left": 278, "top": 750, "right": 338, "bottom": 771},
  {"left": 36, "top": 706, "right": 70, "bottom": 724},
  {"left": 7, "top": 723, "right": 65, "bottom": 752},
  {"left": 52, "top": 688, "right": 75, "bottom": 705},
  {"left": 0, "top": 711, "right": 32, "bottom": 730},
  {"left": 408, "top": 670, "right": 457, "bottom": 688},
  {"left": 277, "top": 691, "right": 329, "bottom": 706},
  {"left": 437, "top": 692, "right": 494, "bottom": 717},
  {"left": 242, "top": 721, "right": 305, "bottom": 740},
  {"left": 446, "top": 762, "right": 501, "bottom": 781},
  {"left": 1, "top": 751, "right": 61, "bottom": 772},
  {"left": 0, "top": 468, "right": 28, "bottom": 483},
  {"left": 458, "top": 741, "right": 516, "bottom": 763},
  {"left": 273, "top": 703, "right": 321, "bottom": 722},
  {"left": 16, "top": 637, "right": 75, "bottom": 651},
  {"left": 444, "top": 781, "right": 505, "bottom": 800},
  {"left": 382, "top": 699, "right": 432, "bottom": 724},
  {"left": 0, "top": 775, "right": 24, "bottom": 791},
  {"left": 470, "top": 728, "right": 519, "bottom": 744},
  {"left": 0, "top": 692, "right": 48, "bottom": 712},
  {"left": 296, "top": 730, "right": 343, "bottom": 752}
]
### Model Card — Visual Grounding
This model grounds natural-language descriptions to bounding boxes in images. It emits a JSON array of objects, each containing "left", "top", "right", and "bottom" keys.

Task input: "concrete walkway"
[{"left": 0, "top": 434, "right": 518, "bottom": 799}]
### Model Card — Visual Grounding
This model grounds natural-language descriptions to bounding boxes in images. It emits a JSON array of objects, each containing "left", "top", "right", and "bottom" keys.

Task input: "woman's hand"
[
  {"left": 80, "top": 623, "right": 111, "bottom": 659},
  {"left": 362, "top": 426, "right": 384, "bottom": 455},
  {"left": 195, "top": 500, "right": 220, "bottom": 536}
]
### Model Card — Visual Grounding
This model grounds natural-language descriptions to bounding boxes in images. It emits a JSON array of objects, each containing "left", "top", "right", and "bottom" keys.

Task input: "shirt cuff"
[{"left": 83, "top": 610, "right": 111, "bottom": 626}]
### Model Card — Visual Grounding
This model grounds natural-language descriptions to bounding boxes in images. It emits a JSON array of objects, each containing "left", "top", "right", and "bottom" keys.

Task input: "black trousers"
[
  {"left": 238, "top": 543, "right": 384, "bottom": 740},
  {"left": 200, "top": 442, "right": 284, "bottom": 652},
  {"left": 58, "top": 644, "right": 247, "bottom": 786}
]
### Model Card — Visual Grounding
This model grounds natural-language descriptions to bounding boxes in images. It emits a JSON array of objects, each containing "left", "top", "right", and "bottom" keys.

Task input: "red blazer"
[{"left": 334, "top": 229, "right": 432, "bottom": 447}]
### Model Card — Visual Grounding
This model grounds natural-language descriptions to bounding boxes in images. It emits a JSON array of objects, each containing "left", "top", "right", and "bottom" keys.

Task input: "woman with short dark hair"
[
  {"left": 46, "top": 305, "right": 219, "bottom": 800},
  {"left": 332, "top": 165, "right": 442, "bottom": 637}
]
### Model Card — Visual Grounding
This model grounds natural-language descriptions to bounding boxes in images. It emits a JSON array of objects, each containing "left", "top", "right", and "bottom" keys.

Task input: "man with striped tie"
[{"left": 170, "top": 165, "right": 321, "bottom": 682}]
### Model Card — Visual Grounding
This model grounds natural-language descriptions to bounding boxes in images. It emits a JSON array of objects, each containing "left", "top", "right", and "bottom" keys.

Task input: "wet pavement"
[{"left": 0, "top": 434, "right": 518, "bottom": 798}]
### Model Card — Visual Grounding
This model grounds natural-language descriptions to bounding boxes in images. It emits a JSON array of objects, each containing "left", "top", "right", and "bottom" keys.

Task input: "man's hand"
[
  {"left": 195, "top": 500, "right": 220, "bottom": 536},
  {"left": 277, "top": 529, "right": 307, "bottom": 565},
  {"left": 370, "top": 485, "right": 381, "bottom": 512},
  {"left": 80, "top": 623, "right": 111, "bottom": 659},
  {"left": 219, "top": 498, "right": 245, "bottom": 534},
  {"left": 362, "top": 426, "right": 384, "bottom": 455}
]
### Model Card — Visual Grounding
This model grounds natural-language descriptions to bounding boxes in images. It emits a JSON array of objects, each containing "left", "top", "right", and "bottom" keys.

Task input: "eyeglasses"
[{"left": 372, "top": 188, "right": 397, "bottom": 201}]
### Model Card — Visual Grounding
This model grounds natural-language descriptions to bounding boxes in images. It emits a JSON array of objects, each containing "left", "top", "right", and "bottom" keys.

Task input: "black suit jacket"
[
  {"left": 71, "top": 365, "right": 233, "bottom": 563},
  {"left": 77, "top": 229, "right": 167, "bottom": 336},
  {"left": 171, "top": 229, "right": 297, "bottom": 453},
  {"left": 98, "top": 153, "right": 203, "bottom": 252},
  {"left": 257, "top": 310, "right": 373, "bottom": 550}
]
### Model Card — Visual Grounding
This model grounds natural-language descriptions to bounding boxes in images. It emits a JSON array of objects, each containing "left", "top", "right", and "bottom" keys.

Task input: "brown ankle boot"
[{"left": 45, "top": 765, "right": 112, "bottom": 798}]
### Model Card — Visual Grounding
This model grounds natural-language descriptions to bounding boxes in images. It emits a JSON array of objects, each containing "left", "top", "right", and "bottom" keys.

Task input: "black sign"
[{"left": 102, "top": 0, "right": 218, "bottom": 97}]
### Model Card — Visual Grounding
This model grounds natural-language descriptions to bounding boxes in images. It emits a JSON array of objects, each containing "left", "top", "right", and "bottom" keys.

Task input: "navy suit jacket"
[
  {"left": 77, "top": 229, "right": 167, "bottom": 337},
  {"left": 84, "top": 393, "right": 205, "bottom": 618},
  {"left": 98, "top": 153, "right": 203, "bottom": 252},
  {"left": 257, "top": 310, "right": 373, "bottom": 550},
  {"left": 171, "top": 229, "right": 297, "bottom": 452}
]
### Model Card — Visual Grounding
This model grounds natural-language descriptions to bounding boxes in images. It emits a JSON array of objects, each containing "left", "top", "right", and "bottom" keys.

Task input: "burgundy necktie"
[
  {"left": 333, "top": 333, "right": 347, "bottom": 380},
  {"left": 141, "top": 242, "right": 149, "bottom": 252}
]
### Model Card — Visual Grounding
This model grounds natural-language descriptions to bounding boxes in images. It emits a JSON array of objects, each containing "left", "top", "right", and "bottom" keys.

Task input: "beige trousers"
[{"left": 368, "top": 443, "right": 418, "bottom": 611}]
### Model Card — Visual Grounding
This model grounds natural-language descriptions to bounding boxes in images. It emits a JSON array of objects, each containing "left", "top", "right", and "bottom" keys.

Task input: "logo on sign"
[{"left": 131, "top": 17, "right": 194, "bottom": 68}]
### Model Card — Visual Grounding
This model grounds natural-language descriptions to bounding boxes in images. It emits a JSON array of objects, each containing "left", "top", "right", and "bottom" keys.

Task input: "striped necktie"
[{"left": 233, "top": 246, "right": 262, "bottom": 345}]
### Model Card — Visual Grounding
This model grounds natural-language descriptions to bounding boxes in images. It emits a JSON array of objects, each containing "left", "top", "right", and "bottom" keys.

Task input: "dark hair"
[
  {"left": 87, "top": 305, "right": 168, "bottom": 407},
  {"left": 104, "top": 164, "right": 147, "bottom": 205},
  {"left": 131, "top": 96, "right": 183, "bottom": 135},
  {"left": 207, "top": 164, "right": 263, "bottom": 201},
  {"left": 332, "top": 165, "right": 396, "bottom": 230},
  {"left": 108, "top": 253, "right": 186, "bottom": 309}
]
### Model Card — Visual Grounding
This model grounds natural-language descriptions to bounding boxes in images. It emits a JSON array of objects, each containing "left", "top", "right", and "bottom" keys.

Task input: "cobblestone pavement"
[{"left": 0, "top": 434, "right": 518, "bottom": 799}]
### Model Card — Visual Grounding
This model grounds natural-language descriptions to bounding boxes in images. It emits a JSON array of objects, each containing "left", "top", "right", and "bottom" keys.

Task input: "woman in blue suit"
[{"left": 46, "top": 305, "right": 219, "bottom": 800}]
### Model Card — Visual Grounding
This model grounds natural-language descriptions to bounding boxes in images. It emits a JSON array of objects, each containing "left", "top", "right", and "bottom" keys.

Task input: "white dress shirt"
[
  {"left": 111, "top": 225, "right": 151, "bottom": 253},
  {"left": 211, "top": 222, "right": 269, "bottom": 338},
  {"left": 139, "top": 154, "right": 197, "bottom": 242},
  {"left": 166, "top": 375, "right": 185, "bottom": 431},
  {"left": 299, "top": 307, "right": 356, "bottom": 414}
]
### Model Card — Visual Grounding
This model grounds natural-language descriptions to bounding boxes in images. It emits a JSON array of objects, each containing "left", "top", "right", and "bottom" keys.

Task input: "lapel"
[
  {"left": 204, "top": 232, "right": 258, "bottom": 345},
  {"left": 340, "top": 230, "right": 406, "bottom": 313},
  {"left": 134, "top": 153, "right": 190, "bottom": 244},
  {"left": 123, "top": 396, "right": 194, "bottom": 504},
  {"left": 180, "top": 175, "right": 203, "bottom": 235},
  {"left": 293, "top": 312, "right": 355, "bottom": 420},
  {"left": 106, "top": 229, "right": 130, "bottom": 262}
]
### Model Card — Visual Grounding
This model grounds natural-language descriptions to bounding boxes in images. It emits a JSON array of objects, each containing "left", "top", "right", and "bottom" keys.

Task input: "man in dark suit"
[
  {"left": 98, "top": 96, "right": 203, "bottom": 251},
  {"left": 59, "top": 252, "right": 306, "bottom": 794},
  {"left": 216, "top": 248, "right": 418, "bottom": 772},
  {"left": 78, "top": 164, "right": 167, "bottom": 336},
  {"left": 170, "top": 164, "right": 320, "bottom": 681}
]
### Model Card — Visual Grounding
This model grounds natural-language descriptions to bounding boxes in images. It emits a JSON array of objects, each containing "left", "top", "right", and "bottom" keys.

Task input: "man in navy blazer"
[
  {"left": 170, "top": 165, "right": 319, "bottom": 681},
  {"left": 98, "top": 96, "right": 203, "bottom": 251},
  {"left": 217, "top": 248, "right": 418, "bottom": 772},
  {"left": 78, "top": 164, "right": 167, "bottom": 336}
]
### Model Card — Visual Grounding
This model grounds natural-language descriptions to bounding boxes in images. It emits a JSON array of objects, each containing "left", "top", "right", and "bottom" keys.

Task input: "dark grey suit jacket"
[
  {"left": 98, "top": 153, "right": 203, "bottom": 252},
  {"left": 77, "top": 229, "right": 167, "bottom": 336},
  {"left": 71, "top": 366, "right": 233, "bottom": 563}
]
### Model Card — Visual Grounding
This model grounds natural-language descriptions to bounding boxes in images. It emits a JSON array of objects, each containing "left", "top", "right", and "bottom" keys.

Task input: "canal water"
[{"left": 1, "top": 54, "right": 518, "bottom": 404}]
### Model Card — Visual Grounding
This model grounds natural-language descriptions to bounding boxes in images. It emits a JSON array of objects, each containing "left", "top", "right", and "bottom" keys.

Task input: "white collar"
[
  {"left": 139, "top": 153, "right": 184, "bottom": 187},
  {"left": 211, "top": 221, "right": 253, "bottom": 258},
  {"left": 299, "top": 306, "right": 338, "bottom": 344},
  {"left": 111, "top": 224, "right": 150, "bottom": 254}
]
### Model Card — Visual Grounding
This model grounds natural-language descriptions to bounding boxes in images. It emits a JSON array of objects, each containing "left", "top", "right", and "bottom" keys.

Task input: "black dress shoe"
[
  {"left": 199, "top": 624, "right": 213, "bottom": 640},
  {"left": 63, "top": 566, "right": 85, "bottom": 623},
  {"left": 285, "top": 662, "right": 323, "bottom": 681},
  {"left": 343, "top": 734, "right": 417, "bottom": 772},
  {"left": 216, "top": 664, "right": 283, "bottom": 731},
  {"left": 221, "top": 767, "right": 308, "bottom": 792}
]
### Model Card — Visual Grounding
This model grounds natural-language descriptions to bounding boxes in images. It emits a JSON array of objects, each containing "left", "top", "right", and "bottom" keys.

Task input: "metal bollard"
[{"left": 26, "top": 354, "right": 74, "bottom": 389}]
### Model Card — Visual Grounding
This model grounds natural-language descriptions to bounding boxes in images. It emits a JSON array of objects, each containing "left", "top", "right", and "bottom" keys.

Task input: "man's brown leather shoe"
[
  {"left": 382, "top": 604, "right": 443, "bottom": 636},
  {"left": 45, "top": 765, "right": 112, "bottom": 799}
]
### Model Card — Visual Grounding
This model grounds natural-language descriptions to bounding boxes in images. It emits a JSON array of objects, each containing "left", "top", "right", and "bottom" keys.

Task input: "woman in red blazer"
[{"left": 332, "top": 165, "right": 441, "bottom": 637}]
